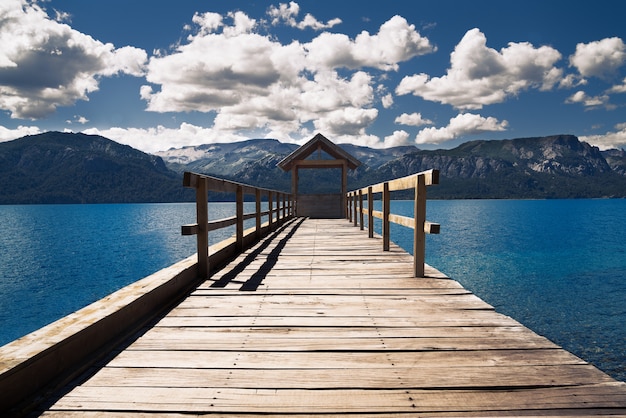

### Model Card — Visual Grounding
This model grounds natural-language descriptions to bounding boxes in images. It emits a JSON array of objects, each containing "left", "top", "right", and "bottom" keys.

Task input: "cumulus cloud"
[
  {"left": 396, "top": 28, "right": 562, "bottom": 110},
  {"left": 395, "top": 112, "right": 433, "bottom": 126},
  {"left": 313, "top": 107, "right": 379, "bottom": 136},
  {"left": 268, "top": 2, "right": 341, "bottom": 30},
  {"left": 566, "top": 90, "right": 611, "bottom": 108},
  {"left": 0, "top": 0, "right": 147, "bottom": 119},
  {"left": 142, "top": 11, "right": 433, "bottom": 141},
  {"left": 305, "top": 15, "right": 435, "bottom": 71},
  {"left": 82, "top": 123, "right": 252, "bottom": 154},
  {"left": 381, "top": 93, "right": 394, "bottom": 108},
  {"left": 580, "top": 122, "right": 626, "bottom": 150},
  {"left": 415, "top": 113, "right": 508, "bottom": 145},
  {"left": 0, "top": 124, "right": 42, "bottom": 142},
  {"left": 570, "top": 37, "right": 626, "bottom": 79},
  {"left": 608, "top": 77, "right": 626, "bottom": 94},
  {"left": 384, "top": 130, "right": 411, "bottom": 147}
]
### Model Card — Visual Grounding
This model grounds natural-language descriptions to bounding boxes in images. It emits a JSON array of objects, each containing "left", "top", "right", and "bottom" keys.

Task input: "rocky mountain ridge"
[
  {"left": 1, "top": 132, "right": 625, "bottom": 204},
  {"left": 157, "top": 134, "right": 626, "bottom": 199},
  {"left": 0, "top": 132, "right": 190, "bottom": 204}
]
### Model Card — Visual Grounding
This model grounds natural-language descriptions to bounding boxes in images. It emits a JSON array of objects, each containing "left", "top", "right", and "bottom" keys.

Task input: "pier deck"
[{"left": 42, "top": 218, "right": 626, "bottom": 416}]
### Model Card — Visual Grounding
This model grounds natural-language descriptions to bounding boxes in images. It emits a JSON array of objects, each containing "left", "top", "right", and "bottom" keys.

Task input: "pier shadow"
[{"left": 210, "top": 217, "right": 305, "bottom": 290}]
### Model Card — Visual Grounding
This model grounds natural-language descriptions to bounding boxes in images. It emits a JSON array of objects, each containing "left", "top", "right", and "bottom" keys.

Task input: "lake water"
[{"left": 0, "top": 199, "right": 624, "bottom": 382}]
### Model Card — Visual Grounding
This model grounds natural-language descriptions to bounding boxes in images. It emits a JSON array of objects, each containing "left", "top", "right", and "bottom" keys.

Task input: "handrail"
[
  {"left": 346, "top": 169, "right": 440, "bottom": 277},
  {"left": 182, "top": 172, "right": 294, "bottom": 278}
]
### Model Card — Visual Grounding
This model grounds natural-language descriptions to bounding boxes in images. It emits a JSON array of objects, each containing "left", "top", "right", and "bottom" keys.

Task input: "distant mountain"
[
  {"left": 0, "top": 132, "right": 192, "bottom": 204},
  {"left": 375, "top": 135, "right": 626, "bottom": 198},
  {"left": 155, "top": 139, "right": 421, "bottom": 194},
  {"left": 158, "top": 134, "right": 626, "bottom": 199},
  {"left": 1, "top": 132, "right": 625, "bottom": 204}
]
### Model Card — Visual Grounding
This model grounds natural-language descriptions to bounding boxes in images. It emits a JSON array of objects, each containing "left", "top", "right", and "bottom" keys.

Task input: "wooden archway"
[{"left": 277, "top": 133, "right": 360, "bottom": 218}]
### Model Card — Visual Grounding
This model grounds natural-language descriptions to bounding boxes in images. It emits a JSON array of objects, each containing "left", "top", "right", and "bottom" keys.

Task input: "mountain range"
[{"left": 0, "top": 131, "right": 625, "bottom": 204}]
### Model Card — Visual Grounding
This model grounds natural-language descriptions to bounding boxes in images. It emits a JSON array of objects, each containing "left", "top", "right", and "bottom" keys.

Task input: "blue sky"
[{"left": 1, "top": 0, "right": 626, "bottom": 153}]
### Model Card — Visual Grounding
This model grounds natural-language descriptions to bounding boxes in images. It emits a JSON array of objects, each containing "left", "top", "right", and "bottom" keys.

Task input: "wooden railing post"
[
  {"left": 255, "top": 189, "right": 262, "bottom": 240},
  {"left": 268, "top": 191, "right": 274, "bottom": 231},
  {"left": 347, "top": 193, "right": 352, "bottom": 222},
  {"left": 367, "top": 186, "right": 373, "bottom": 238},
  {"left": 413, "top": 174, "right": 427, "bottom": 277},
  {"left": 353, "top": 192, "right": 358, "bottom": 227},
  {"left": 358, "top": 189, "right": 364, "bottom": 231},
  {"left": 236, "top": 184, "right": 244, "bottom": 252},
  {"left": 275, "top": 192, "right": 281, "bottom": 225},
  {"left": 196, "top": 177, "right": 209, "bottom": 278},
  {"left": 383, "top": 182, "right": 390, "bottom": 251}
]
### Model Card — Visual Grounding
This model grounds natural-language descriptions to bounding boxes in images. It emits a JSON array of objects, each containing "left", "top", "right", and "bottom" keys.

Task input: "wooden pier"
[
  {"left": 38, "top": 217, "right": 626, "bottom": 415},
  {"left": 2, "top": 136, "right": 626, "bottom": 416}
]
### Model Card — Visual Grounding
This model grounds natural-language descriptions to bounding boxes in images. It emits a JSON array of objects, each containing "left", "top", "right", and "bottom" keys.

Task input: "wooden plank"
[
  {"left": 48, "top": 385, "right": 626, "bottom": 414},
  {"left": 106, "top": 349, "right": 588, "bottom": 369},
  {"left": 84, "top": 364, "right": 615, "bottom": 389}
]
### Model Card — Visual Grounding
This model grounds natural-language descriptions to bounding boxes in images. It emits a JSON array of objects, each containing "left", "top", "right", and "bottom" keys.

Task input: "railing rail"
[
  {"left": 346, "top": 169, "right": 440, "bottom": 277},
  {"left": 182, "top": 172, "right": 294, "bottom": 278}
]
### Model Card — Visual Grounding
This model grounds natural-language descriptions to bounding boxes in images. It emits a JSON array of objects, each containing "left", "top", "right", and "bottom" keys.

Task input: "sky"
[{"left": 1, "top": 0, "right": 626, "bottom": 154}]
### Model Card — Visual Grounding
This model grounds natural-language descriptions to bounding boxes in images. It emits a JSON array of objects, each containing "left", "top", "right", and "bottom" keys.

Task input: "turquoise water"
[
  {"left": 0, "top": 200, "right": 624, "bottom": 382},
  {"left": 390, "top": 199, "right": 626, "bottom": 382}
]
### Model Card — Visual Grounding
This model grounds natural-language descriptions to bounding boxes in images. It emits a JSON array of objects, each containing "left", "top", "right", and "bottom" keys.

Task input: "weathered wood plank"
[
  {"left": 106, "top": 349, "right": 588, "bottom": 369},
  {"left": 84, "top": 364, "right": 615, "bottom": 389},
  {"left": 48, "top": 385, "right": 626, "bottom": 414}
]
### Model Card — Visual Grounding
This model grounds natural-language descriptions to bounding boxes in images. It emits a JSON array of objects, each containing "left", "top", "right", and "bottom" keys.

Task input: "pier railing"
[
  {"left": 346, "top": 169, "right": 440, "bottom": 277},
  {"left": 182, "top": 172, "right": 294, "bottom": 278}
]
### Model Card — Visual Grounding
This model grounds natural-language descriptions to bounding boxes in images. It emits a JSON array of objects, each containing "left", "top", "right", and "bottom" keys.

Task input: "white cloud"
[
  {"left": 313, "top": 107, "right": 378, "bottom": 136},
  {"left": 608, "top": 77, "right": 626, "bottom": 94},
  {"left": 569, "top": 37, "right": 626, "bottom": 79},
  {"left": 0, "top": 0, "right": 147, "bottom": 119},
  {"left": 384, "top": 130, "right": 411, "bottom": 147},
  {"left": 565, "top": 90, "right": 611, "bottom": 108},
  {"left": 580, "top": 123, "right": 626, "bottom": 150},
  {"left": 415, "top": 113, "right": 508, "bottom": 145},
  {"left": 142, "top": 12, "right": 432, "bottom": 145},
  {"left": 268, "top": 2, "right": 342, "bottom": 30},
  {"left": 191, "top": 12, "right": 223, "bottom": 35},
  {"left": 558, "top": 73, "right": 586, "bottom": 89},
  {"left": 381, "top": 93, "right": 394, "bottom": 108},
  {"left": 396, "top": 28, "right": 562, "bottom": 109},
  {"left": 0, "top": 124, "right": 42, "bottom": 142},
  {"left": 82, "top": 123, "right": 250, "bottom": 154},
  {"left": 394, "top": 112, "right": 433, "bottom": 126},
  {"left": 305, "top": 15, "right": 435, "bottom": 71}
]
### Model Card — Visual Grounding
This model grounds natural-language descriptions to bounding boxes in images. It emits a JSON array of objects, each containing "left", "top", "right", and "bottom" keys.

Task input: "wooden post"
[
  {"left": 358, "top": 189, "right": 364, "bottom": 230},
  {"left": 413, "top": 174, "right": 427, "bottom": 277},
  {"left": 383, "top": 182, "right": 390, "bottom": 251},
  {"left": 196, "top": 177, "right": 209, "bottom": 278},
  {"left": 347, "top": 192, "right": 353, "bottom": 222},
  {"left": 255, "top": 189, "right": 261, "bottom": 240},
  {"left": 288, "top": 194, "right": 292, "bottom": 217},
  {"left": 353, "top": 192, "right": 358, "bottom": 227},
  {"left": 268, "top": 191, "right": 274, "bottom": 231},
  {"left": 236, "top": 185, "right": 244, "bottom": 252},
  {"left": 276, "top": 192, "right": 281, "bottom": 225},
  {"left": 367, "top": 186, "right": 373, "bottom": 239},
  {"left": 341, "top": 160, "right": 348, "bottom": 219},
  {"left": 291, "top": 166, "right": 298, "bottom": 217}
]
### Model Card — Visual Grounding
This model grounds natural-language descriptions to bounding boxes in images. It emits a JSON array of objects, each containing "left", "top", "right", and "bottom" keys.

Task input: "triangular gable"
[{"left": 277, "top": 133, "right": 361, "bottom": 171}]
